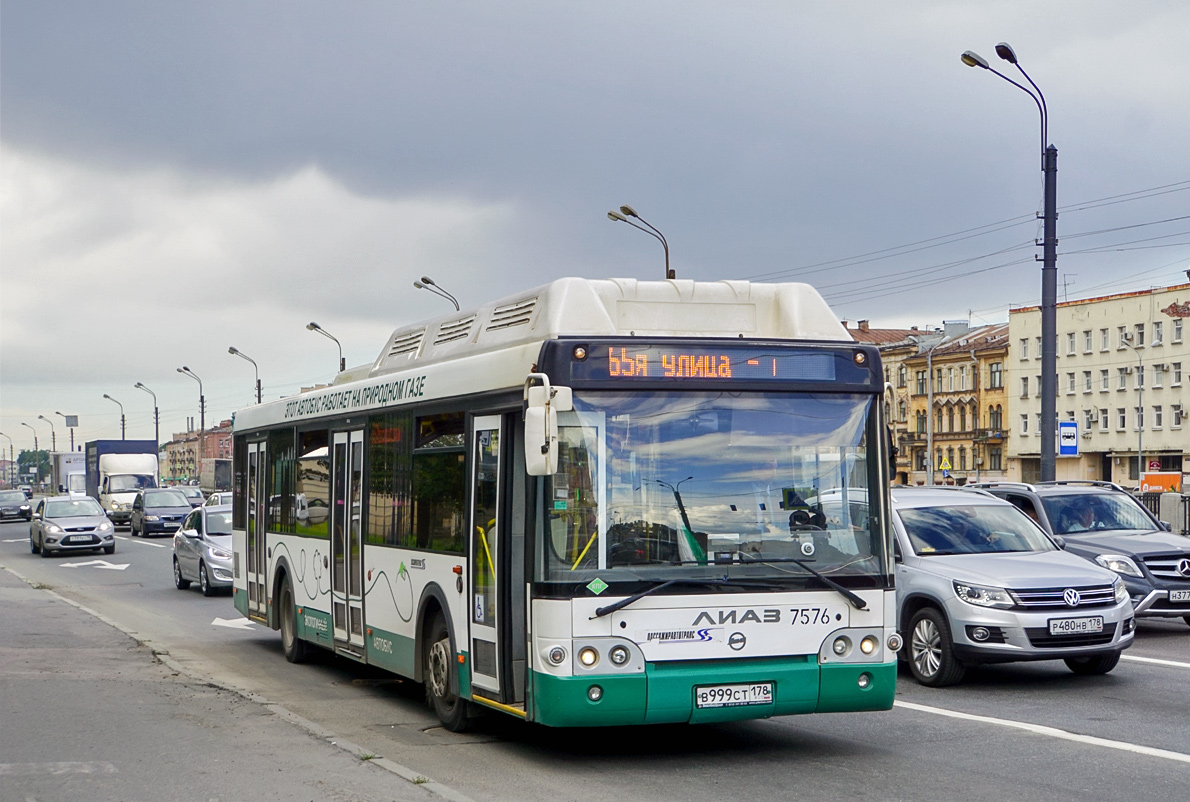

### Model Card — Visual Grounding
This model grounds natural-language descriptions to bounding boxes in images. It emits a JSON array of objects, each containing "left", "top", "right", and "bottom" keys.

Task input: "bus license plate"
[
  {"left": 1169, "top": 590, "right": 1190, "bottom": 603},
  {"left": 1048, "top": 616, "right": 1103, "bottom": 636},
  {"left": 695, "top": 682, "right": 773, "bottom": 709}
]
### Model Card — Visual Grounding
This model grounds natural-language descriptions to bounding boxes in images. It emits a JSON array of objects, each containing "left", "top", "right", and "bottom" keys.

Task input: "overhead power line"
[{"left": 745, "top": 179, "right": 1190, "bottom": 283}]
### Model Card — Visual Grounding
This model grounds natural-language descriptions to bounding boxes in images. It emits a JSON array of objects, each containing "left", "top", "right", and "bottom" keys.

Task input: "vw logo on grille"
[
  {"left": 1063, "top": 588, "right": 1081, "bottom": 607},
  {"left": 1178, "top": 558, "right": 1190, "bottom": 578}
]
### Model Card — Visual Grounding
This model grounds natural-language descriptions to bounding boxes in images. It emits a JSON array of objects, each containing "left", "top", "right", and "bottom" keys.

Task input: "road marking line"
[
  {"left": 894, "top": 700, "right": 1190, "bottom": 764},
  {"left": 1123, "top": 654, "right": 1190, "bottom": 669},
  {"left": 130, "top": 539, "right": 167, "bottom": 548},
  {"left": 212, "top": 616, "right": 255, "bottom": 630},
  {"left": 0, "top": 761, "right": 117, "bottom": 776}
]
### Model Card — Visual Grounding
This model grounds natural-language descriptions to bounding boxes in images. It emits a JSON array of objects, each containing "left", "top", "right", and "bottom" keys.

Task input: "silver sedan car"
[
  {"left": 172, "top": 504, "right": 233, "bottom": 596},
  {"left": 891, "top": 486, "right": 1133, "bottom": 687},
  {"left": 31, "top": 496, "right": 117, "bottom": 557}
]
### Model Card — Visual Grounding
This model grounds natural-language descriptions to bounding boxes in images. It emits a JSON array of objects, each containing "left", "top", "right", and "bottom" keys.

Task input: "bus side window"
[{"left": 411, "top": 413, "right": 466, "bottom": 553}]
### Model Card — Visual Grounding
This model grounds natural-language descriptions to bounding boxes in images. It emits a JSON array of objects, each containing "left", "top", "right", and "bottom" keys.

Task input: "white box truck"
[
  {"left": 85, "top": 440, "right": 159, "bottom": 525},
  {"left": 51, "top": 452, "right": 87, "bottom": 496}
]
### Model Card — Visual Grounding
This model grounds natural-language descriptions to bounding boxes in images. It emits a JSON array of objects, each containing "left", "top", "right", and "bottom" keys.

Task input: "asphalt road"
[{"left": 2, "top": 514, "right": 1188, "bottom": 801}]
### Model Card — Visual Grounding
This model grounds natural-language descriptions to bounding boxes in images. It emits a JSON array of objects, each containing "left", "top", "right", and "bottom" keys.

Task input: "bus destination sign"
[{"left": 582, "top": 345, "right": 840, "bottom": 383}]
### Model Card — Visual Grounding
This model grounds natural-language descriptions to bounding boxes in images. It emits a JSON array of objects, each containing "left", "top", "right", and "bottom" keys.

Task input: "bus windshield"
[{"left": 539, "top": 391, "right": 885, "bottom": 584}]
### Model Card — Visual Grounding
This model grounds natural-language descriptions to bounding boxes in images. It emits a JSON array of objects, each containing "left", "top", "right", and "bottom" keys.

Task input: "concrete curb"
[{"left": 2, "top": 564, "right": 477, "bottom": 802}]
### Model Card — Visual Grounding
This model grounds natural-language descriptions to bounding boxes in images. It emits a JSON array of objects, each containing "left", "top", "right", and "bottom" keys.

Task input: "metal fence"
[
  {"left": 1136, "top": 491, "right": 1190, "bottom": 535},
  {"left": 1137, "top": 492, "right": 1162, "bottom": 516}
]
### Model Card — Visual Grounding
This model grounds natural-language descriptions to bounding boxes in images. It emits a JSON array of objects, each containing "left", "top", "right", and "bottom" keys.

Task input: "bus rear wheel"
[
  {"left": 424, "top": 613, "right": 471, "bottom": 732},
  {"left": 280, "top": 577, "right": 309, "bottom": 664}
]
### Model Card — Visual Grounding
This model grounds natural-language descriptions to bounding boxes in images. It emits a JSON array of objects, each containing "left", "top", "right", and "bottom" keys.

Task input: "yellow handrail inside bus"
[
  {"left": 477, "top": 523, "right": 495, "bottom": 578},
  {"left": 571, "top": 530, "right": 598, "bottom": 570}
]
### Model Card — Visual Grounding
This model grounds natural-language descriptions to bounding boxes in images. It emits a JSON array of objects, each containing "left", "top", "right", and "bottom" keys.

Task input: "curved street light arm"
[
  {"left": 984, "top": 65, "right": 1047, "bottom": 167},
  {"left": 608, "top": 209, "right": 674, "bottom": 279},
  {"left": 414, "top": 280, "right": 460, "bottom": 311}
]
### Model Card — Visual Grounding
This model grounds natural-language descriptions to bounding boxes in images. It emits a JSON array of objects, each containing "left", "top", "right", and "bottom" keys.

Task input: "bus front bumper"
[{"left": 529, "top": 656, "right": 895, "bottom": 727}]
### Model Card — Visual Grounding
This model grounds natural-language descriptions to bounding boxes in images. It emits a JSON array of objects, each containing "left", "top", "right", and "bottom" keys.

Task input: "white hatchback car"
[{"left": 890, "top": 486, "right": 1134, "bottom": 687}]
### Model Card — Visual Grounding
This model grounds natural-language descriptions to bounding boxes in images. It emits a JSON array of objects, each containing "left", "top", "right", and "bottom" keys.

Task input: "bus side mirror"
[{"left": 523, "top": 375, "right": 572, "bottom": 476}]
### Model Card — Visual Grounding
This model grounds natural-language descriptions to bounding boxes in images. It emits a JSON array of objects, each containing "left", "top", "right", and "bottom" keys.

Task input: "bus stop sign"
[{"left": 1058, "top": 421, "right": 1078, "bottom": 456}]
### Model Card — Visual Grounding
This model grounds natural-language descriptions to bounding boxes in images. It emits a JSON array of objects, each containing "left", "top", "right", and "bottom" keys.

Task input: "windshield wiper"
[
  {"left": 737, "top": 555, "right": 868, "bottom": 610},
  {"left": 589, "top": 577, "right": 785, "bottom": 619}
]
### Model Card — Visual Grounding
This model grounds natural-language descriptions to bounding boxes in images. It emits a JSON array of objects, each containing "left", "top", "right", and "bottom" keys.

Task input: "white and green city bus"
[{"left": 231, "top": 277, "right": 899, "bottom": 730}]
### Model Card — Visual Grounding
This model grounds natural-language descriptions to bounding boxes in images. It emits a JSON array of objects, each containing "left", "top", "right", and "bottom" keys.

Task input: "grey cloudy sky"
[{"left": 2, "top": 1, "right": 1188, "bottom": 449}]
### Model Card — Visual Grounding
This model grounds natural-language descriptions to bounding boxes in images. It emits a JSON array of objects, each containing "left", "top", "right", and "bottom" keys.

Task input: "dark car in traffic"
[
  {"left": 969, "top": 481, "right": 1190, "bottom": 627},
  {"left": 129, "top": 488, "right": 193, "bottom": 537},
  {"left": 0, "top": 489, "right": 33, "bottom": 521},
  {"left": 178, "top": 486, "right": 205, "bottom": 507}
]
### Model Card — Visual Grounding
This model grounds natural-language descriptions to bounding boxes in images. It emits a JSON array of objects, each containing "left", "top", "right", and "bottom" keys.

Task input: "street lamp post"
[
  {"left": 228, "top": 347, "right": 263, "bottom": 403},
  {"left": 1121, "top": 334, "right": 1145, "bottom": 481},
  {"left": 103, "top": 394, "right": 126, "bottom": 439},
  {"left": 134, "top": 383, "right": 160, "bottom": 451},
  {"left": 607, "top": 204, "right": 674, "bottom": 279},
  {"left": 306, "top": 322, "right": 346, "bottom": 373},
  {"left": 54, "top": 412, "right": 76, "bottom": 451},
  {"left": 0, "top": 431, "right": 13, "bottom": 487},
  {"left": 413, "top": 276, "right": 460, "bottom": 311},
  {"left": 962, "top": 42, "right": 1057, "bottom": 482},
  {"left": 36, "top": 415, "right": 57, "bottom": 452},
  {"left": 174, "top": 366, "right": 205, "bottom": 468},
  {"left": 21, "top": 421, "right": 39, "bottom": 453}
]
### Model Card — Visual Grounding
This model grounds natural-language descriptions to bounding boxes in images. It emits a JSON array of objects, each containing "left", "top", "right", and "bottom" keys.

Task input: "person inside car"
[{"left": 1062, "top": 504, "right": 1100, "bottom": 533}]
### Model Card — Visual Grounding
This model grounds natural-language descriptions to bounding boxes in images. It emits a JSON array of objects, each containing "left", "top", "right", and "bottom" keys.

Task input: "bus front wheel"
[
  {"left": 424, "top": 613, "right": 471, "bottom": 732},
  {"left": 280, "top": 577, "right": 309, "bottom": 664}
]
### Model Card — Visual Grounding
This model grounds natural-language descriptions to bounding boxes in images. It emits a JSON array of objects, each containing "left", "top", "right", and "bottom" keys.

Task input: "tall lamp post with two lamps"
[
  {"left": 413, "top": 276, "right": 460, "bottom": 311},
  {"left": 607, "top": 205, "right": 674, "bottom": 279},
  {"left": 961, "top": 42, "right": 1057, "bottom": 482}
]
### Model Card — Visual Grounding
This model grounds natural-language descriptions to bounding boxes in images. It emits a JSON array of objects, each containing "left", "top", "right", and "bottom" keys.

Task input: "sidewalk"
[{"left": 0, "top": 565, "right": 451, "bottom": 802}]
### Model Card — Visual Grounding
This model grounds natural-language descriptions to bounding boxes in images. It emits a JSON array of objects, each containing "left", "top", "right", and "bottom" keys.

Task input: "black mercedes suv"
[{"left": 967, "top": 481, "right": 1190, "bottom": 628}]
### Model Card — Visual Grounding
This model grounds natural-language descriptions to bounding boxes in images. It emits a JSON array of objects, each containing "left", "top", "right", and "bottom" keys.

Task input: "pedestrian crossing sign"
[{"left": 939, "top": 457, "right": 952, "bottom": 471}]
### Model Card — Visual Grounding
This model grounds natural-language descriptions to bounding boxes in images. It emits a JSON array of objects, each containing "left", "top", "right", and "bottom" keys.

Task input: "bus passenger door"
[
  {"left": 469, "top": 416, "right": 502, "bottom": 696},
  {"left": 246, "top": 441, "right": 268, "bottom": 620},
  {"left": 331, "top": 429, "right": 365, "bottom": 650}
]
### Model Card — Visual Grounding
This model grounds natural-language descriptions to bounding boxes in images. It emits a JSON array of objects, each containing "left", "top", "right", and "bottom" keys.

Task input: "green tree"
[{"left": 17, "top": 450, "right": 51, "bottom": 488}]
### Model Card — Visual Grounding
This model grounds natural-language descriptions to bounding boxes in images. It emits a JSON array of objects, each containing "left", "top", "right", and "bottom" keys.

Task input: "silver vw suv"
[{"left": 890, "top": 486, "right": 1134, "bottom": 687}]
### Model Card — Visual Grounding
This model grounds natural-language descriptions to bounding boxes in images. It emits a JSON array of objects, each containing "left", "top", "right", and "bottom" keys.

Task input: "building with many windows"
[
  {"left": 896, "top": 322, "right": 1009, "bottom": 486},
  {"left": 1007, "top": 283, "right": 1188, "bottom": 486},
  {"left": 161, "top": 420, "right": 233, "bottom": 483},
  {"left": 845, "top": 320, "right": 924, "bottom": 485}
]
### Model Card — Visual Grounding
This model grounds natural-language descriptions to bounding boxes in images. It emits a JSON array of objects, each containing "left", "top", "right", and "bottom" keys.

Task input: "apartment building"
[
  {"left": 1007, "top": 283, "right": 1189, "bottom": 486},
  {"left": 895, "top": 322, "right": 1009, "bottom": 486},
  {"left": 845, "top": 320, "right": 921, "bottom": 484}
]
